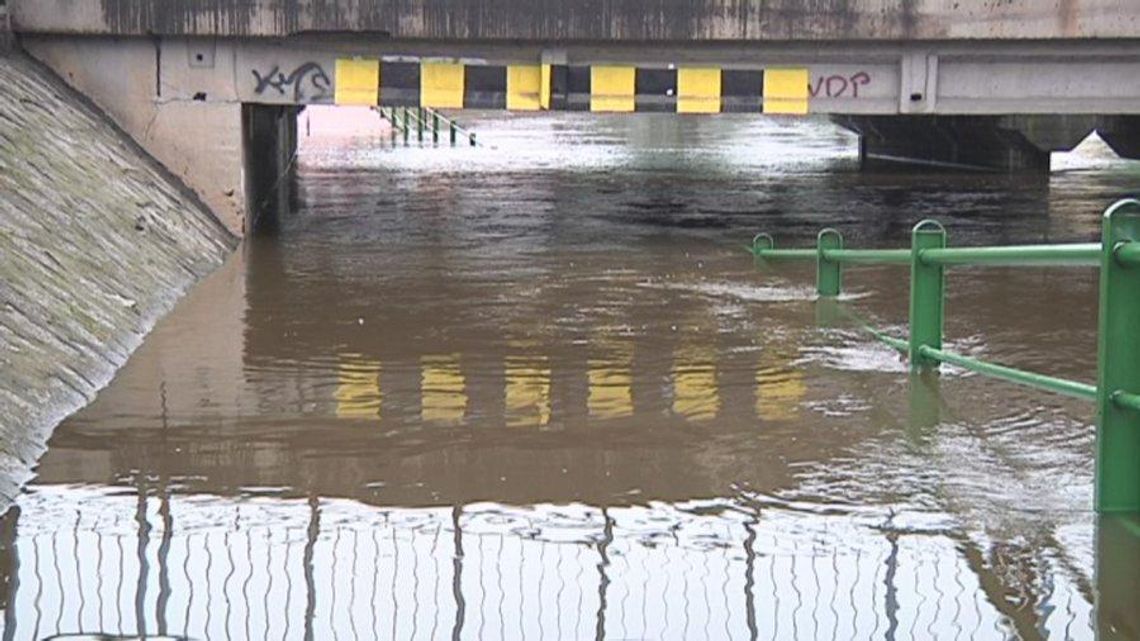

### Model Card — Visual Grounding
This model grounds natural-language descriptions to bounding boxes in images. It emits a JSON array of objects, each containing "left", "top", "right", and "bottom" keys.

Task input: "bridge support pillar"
[
  {"left": 0, "top": 2, "right": 12, "bottom": 52},
  {"left": 242, "top": 104, "right": 300, "bottom": 234},
  {"left": 834, "top": 115, "right": 1097, "bottom": 173},
  {"left": 1097, "top": 117, "right": 1140, "bottom": 161}
]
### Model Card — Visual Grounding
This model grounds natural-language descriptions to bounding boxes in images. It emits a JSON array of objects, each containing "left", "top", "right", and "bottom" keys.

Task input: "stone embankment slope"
[{"left": 0, "top": 53, "right": 236, "bottom": 507}]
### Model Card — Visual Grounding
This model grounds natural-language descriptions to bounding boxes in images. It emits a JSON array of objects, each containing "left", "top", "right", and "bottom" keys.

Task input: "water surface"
[{"left": 3, "top": 111, "right": 1139, "bottom": 640}]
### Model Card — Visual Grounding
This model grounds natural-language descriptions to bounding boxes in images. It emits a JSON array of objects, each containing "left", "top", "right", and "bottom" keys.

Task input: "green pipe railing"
[
  {"left": 1115, "top": 241, "right": 1140, "bottom": 266},
  {"left": 917, "top": 345, "right": 1098, "bottom": 401},
  {"left": 920, "top": 243, "right": 1102, "bottom": 266},
  {"left": 750, "top": 198, "right": 1140, "bottom": 513},
  {"left": 376, "top": 106, "right": 478, "bottom": 147}
]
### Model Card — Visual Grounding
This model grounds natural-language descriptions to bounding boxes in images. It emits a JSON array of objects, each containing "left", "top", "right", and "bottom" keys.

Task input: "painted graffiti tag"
[
  {"left": 252, "top": 62, "right": 331, "bottom": 102},
  {"left": 809, "top": 71, "right": 871, "bottom": 98}
]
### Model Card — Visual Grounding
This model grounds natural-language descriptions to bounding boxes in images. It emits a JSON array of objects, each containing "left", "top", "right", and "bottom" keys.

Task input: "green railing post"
[
  {"left": 432, "top": 111, "right": 440, "bottom": 144},
  {"left": 752, "top": 233, "right": 774, "bottom": 253},
  {"left": 1096, "top": 198, "right": 1140, "bottom": 513},
  {"left": 450, "top": 122, "right": 457, "bottom": 146},
  {"left": 469, "top": 132, "right": 477, "bottom": 147},
  {"left": 402, "top": 107, "right": 409, "bottom": 144},
  {"left": 816, "top": 228, "right": 843, "bottom": 297},
  {"left": 752, "top": 233, "right": 774, "bottom": 270},
  {"left": 417, "top": 107, "right": 424, "bottom": 142},
  {"left": 908, "top": 220, "right": 946, "bottom": 371}
]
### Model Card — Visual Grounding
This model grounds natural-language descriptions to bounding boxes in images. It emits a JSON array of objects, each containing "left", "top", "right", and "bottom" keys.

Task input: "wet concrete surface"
[{"left": 0, "top": 53, "right": 233, "bottom": 512}]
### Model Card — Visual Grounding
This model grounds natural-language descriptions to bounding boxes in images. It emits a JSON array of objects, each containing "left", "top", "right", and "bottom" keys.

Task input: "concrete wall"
[
  {"left": 10, "top": 0, "right": 1139, "bottom": 40},
  {"left": 0, "top": 53, "right": 236, "bottom": 509},
  {"left": 21, "top": 37, "right": 247, "bottom": 234}
]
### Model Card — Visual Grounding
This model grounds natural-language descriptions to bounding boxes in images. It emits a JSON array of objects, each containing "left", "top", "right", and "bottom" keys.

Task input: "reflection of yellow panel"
[
  {"left": 677, "top": 68, "right": 721, "bottom": 114},
  {"left": 763, "top": 68, "right": 809, "bottom": 115},
  {"left": 421, "top": 62, "right": 465, "bottom": 109},
  {"left": 540, "top": 64, "right": 552, "bottom": 110},
  {"left": 505, "top": 356, "right": 551, "bottom": 427},
  {"left": 334, "top": 59, "right": 380, "bottom": 106},
  {"left": 335, "top": 356, "right": 381, "bottom": 419},
  {"left": 588, "top": 360, "right": 633, "bottom": 419},
  {"left": 507, "top": 65, "right": 542, "bottom": 111},
  {"left": 672, "top": 348, "right": 719, "bottom": 421},
  {"left": 590, "top": 66, "right": 636, "bottom": 113},
  {"left": 756, "top": 366, "right": 806, "bottom": 421},
  {"left": 422, "top": 355, "right": 466, "bottom": 424}
]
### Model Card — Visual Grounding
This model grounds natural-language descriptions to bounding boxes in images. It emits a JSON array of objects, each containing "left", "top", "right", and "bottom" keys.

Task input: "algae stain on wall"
[{"left": 0, "top": 53, "right": 236, "bottom": 508}]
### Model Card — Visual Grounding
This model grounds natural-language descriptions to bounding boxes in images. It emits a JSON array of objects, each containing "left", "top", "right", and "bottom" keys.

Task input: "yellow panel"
[
  {"left": 505, "top": 356, "right": 551, "bottom": 427},
  {"left": 672, "top": 347, "right": 719, "bottom": 421},
  {"left": 677, "top": 68, "right": 721, "bottom": 114},
  {"left": 590, "top": 66, "right": 636, "bottom": 113},
  {"left": 334, "top": 58, "right": 380, "bottom": 106},
  {"left": 507, "top": 65, "right": 542, "bottom": 111},
  {"left": 422, "top": 355, "right": 467, "bottom": 424},
  {"left": 588, "top": 360, "right": 633, "bottom": 419},
  {"left": 763, "top": 68, "right": 810, "bottom": 115},
  {"left": 335, "top": 356, "right": 381, "bottom": 419},
  {"left": 540, "top": 64, "right": 552, "bottom": 110},
  {"left": 421, "top": 62, "right": 465, "bottom": 109},
  {"left": 756, "top": 365, "right": 806, "bottom": 421}
]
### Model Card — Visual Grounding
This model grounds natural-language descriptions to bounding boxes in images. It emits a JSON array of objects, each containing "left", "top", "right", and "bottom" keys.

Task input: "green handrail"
[
  {"left": 917, "top": 345, "right": 1097, "bottom": 401},
  {"left": 919, "top": 243, "right": 1101, "bottom": 266},
  {"left": 1112, "top": 391, "right": 1140, "bottom": 413},
  {"left": 1115, "top": 241, "right": 1140, "bottom": 266},
  {"left": 752, "top": 239, "right": 1101, "bottom": 267},
  {"left": 376, "top": 106, "right": 478, "bottom": 147},
  {"left": 749, "top": 198, "right": 1140, "bottom": 513}
]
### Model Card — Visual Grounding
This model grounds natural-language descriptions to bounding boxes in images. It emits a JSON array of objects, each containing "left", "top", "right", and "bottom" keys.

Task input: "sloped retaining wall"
[{"left": 0, "top": 53, "right": 236, "bottom": 507}]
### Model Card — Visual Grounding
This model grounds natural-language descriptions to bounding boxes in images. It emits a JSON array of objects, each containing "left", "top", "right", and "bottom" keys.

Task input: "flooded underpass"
[{"left": 3, "top": 111, "right": 1139, "bottom": 640}]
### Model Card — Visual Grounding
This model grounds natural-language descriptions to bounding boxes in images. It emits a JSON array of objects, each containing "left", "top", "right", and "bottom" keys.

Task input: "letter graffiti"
[
  {"left": 808, "top": 71, "right": 871, "bottom": 98},
  {"left": 251, "top": 62, "right": 332, "bottom": 102}
]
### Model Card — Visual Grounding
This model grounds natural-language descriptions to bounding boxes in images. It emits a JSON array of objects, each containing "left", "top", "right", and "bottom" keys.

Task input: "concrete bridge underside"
[{"left": 7, "top": 0, "right": 1140, "bottom": 233}]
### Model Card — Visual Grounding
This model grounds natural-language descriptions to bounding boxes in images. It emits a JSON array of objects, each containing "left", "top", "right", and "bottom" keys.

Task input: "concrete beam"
[
  {"left": 25, "top": 34, "right": 1140, "bottom": 116},
  {"left": 10, "top": 0, "right": 1140, "bottom": 41},
  {"left": 17, "top": 32, "right": 1140, "bottom": 231},
  {"left": 834, "top": 115, "right": 1056, "bottom": 172}
]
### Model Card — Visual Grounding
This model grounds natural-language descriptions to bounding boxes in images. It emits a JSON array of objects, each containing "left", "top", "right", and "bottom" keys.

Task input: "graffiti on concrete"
[
  {"left": 252, "top": 62, "right": 331, "bottom": 102},
  {"left": 809, "top": 71, "right": 871, "bottom": 98}
]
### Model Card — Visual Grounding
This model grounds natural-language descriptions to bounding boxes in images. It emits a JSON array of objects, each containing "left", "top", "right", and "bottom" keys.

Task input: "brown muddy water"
[{"left": 3, "top": 111, "right": 1140, "bottom": 640}]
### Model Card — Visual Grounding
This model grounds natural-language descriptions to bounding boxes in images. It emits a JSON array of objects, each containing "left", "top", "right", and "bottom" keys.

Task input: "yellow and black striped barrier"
[{"left": 334, "top": 59, "right": 810, "bottom": 114}]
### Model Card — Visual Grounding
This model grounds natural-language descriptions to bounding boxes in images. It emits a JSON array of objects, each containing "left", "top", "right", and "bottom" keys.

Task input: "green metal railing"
[
  {"left": 376, "top": 106, "right": 478, "bottom": 147},
  {"left": 750, "top": 198, "right": 1140, "bottom": 513}
]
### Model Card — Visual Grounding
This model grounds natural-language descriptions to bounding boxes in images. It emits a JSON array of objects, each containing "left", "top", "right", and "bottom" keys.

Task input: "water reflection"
[
  {"left": 587, "top": 343, "right": 634, "bottom": 421},
  {"left": 334, "top": 356, "right": 382, "bottom": 420},
  {"left": 504, "top": 355, "right": 551, "bottom": 428},
  {"left": 7, "top": 114, "right": 1139, "bottom": 637},
  {"left": 331, "top": 347, "right": 801, "bottom": 428},
  {"left": 421, "top": 356, "right": 467, "bottom": 425},
  {"left": 1, "top": 488, "right": 1133, "bottom": 640},
  {"left": 672, "top": 346, "right": 720, "bottom": 421}
]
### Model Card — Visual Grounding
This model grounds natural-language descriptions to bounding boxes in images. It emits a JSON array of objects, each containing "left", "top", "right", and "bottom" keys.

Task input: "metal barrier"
[
  {"left": 375, "top": 106, "right": 478, "bottom": 146},
  {"left": 750, "top": 198, "right": 1140, "bottom": 513}
]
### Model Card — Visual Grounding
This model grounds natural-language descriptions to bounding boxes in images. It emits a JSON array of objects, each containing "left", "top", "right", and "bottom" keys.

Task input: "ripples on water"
[{"left": 3, "top": 111, "right": 1139, "bottom": 639}]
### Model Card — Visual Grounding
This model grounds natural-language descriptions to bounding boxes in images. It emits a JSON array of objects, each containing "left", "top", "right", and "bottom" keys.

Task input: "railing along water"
[
  {"left": 376, "top": 106, "right": 478, "bottom": 146},
  {"left": 750, "top": 199, "right": 1140, "bottom": 513}
]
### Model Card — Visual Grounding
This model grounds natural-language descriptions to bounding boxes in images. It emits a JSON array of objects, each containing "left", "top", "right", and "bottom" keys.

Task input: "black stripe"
[
  {"left": 566, "top": 65, "right": 591, "bottom": 111},
  {"left": 721, "top": 69, "right": 763, "bottom": 113},
  {"left": 547, "top": 65, "right": 568, "bottom": 110},
  {"left": 464, "top": 65, "right": 507, "bottom": 109},
  {"left": 380, "top": 62, "right": 420, "bottom": 106},
  {"left": 634, "top": 68, "right": 676, "bottom": 112}
]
